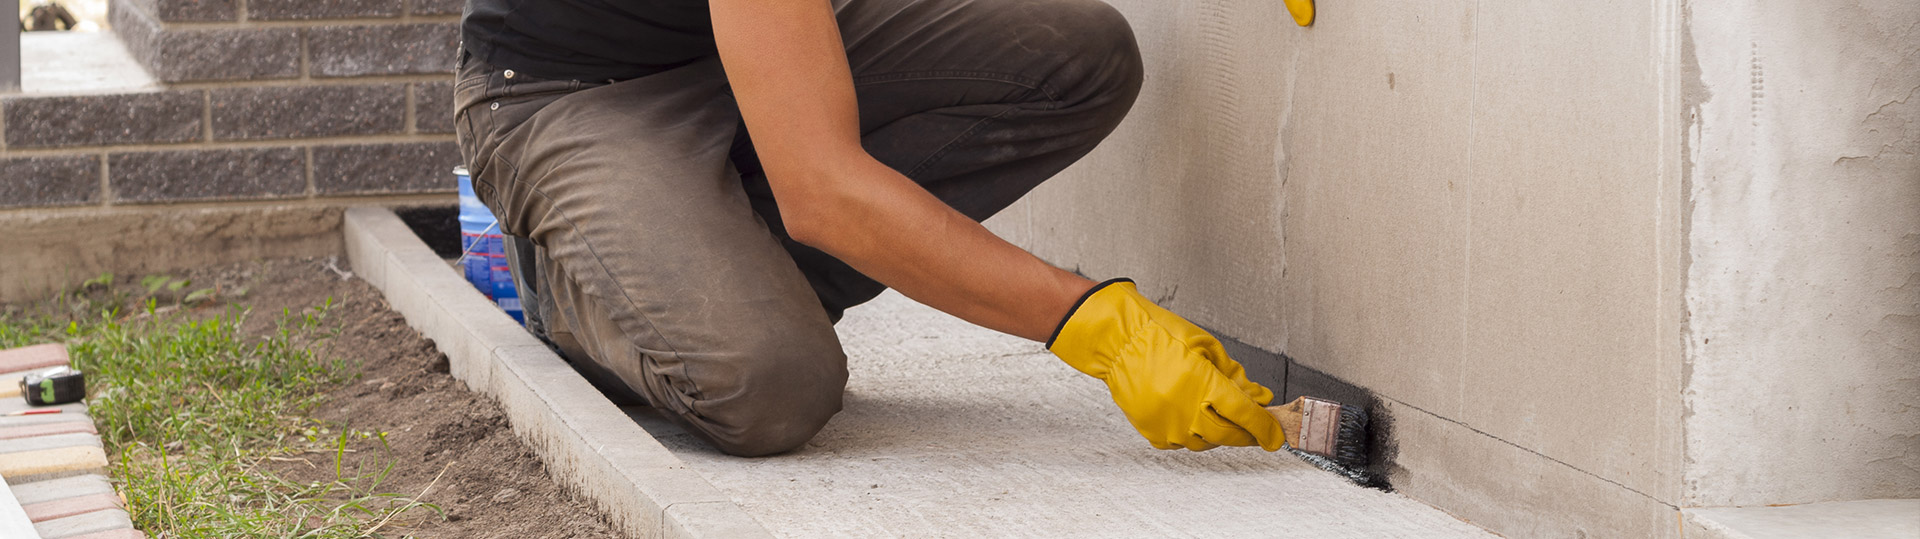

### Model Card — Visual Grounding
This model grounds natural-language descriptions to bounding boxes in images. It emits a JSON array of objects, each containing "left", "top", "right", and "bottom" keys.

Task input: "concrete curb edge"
[{"left": 342, "top": 207, "right": 774, "bottom": 539}]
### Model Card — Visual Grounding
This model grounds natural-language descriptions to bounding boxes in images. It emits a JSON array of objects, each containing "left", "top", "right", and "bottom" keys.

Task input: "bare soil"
[{"left": 185, "top": 257, "right": 621, "bottom": 538}]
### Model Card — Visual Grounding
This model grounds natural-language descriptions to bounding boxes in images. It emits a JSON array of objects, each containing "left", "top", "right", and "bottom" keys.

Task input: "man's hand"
[{"left": 1050, "top": 280, "right": 1285, "bottom": 451}]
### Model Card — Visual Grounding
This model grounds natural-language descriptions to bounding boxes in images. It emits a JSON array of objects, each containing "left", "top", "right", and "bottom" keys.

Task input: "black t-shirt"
[{"left": 462, "top": 0, "right": 716, "bottom": 81}]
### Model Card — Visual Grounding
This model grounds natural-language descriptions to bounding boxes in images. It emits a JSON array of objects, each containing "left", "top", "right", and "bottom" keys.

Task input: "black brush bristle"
[
  {"left": 1282, "top": 403, "right": 1380, "bottom": 488},
  {"left": 1332, "top": 404, "right": 1370, "bottom": 470}
]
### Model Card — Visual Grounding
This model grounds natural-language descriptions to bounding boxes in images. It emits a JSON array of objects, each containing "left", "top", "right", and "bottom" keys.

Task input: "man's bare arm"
[{"left": 708, "top": 0, "right": 1092, "bottom": 341}]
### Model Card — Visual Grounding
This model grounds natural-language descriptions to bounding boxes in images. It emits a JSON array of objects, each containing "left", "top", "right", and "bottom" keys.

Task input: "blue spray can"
[
  {"left": 455, "top": 166, "right": 495, "bottom": 299},
  {"left": 489, "top": 238, "right": 523, "bottom": 323}
]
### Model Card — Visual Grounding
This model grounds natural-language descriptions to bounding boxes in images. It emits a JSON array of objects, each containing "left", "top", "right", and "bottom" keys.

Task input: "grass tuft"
[{"left": 0, "top": 274, "right": 442, "bottom": 538}]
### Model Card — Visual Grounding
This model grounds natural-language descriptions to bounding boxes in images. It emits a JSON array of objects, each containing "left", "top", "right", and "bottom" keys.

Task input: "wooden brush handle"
[{"left": 1266, "top": 397, "right": 1341, "bottom": 455}]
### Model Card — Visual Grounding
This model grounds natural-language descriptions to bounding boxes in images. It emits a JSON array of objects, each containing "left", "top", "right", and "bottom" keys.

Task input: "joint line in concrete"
[{"left": 1388, "top": 395, "right": 1676, "bottom": 508}]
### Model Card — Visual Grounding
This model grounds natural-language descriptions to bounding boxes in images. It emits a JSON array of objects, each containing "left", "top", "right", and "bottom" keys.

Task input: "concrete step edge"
[{"left": 342, "top": 207, "right": 773, "bottom": 539}]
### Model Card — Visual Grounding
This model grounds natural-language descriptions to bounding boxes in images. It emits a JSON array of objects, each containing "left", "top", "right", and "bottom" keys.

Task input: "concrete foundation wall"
[
  {"left": 0, "top": 198, "right": 449, "bottom": 303},
  {"left": 1682, "top": 0, "right": 1920, "bottom": 507},
  {"left": 983, "top": 0, "right": 1889, "bottom": 534}
]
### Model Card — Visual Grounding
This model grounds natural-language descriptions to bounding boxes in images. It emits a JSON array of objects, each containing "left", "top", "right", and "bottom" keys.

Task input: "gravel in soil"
[{"left": 188, "top": 257, "right": 620, "bottom": 538}]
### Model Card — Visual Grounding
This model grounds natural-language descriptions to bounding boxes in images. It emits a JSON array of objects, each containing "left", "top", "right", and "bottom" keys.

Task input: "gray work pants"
[{"left": 453, "top": 0, "right": 1142, "bottom": 456}]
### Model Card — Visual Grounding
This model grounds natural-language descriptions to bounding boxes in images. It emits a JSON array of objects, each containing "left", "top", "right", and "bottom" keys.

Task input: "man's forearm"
[{"left": 712, "top": 0, "right": 1091, "bottom": 340}]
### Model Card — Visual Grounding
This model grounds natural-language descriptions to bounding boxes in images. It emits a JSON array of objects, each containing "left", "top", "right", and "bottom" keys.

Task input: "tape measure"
[{"left": 20, "top": 366, "right": 86, "bottom": 406}]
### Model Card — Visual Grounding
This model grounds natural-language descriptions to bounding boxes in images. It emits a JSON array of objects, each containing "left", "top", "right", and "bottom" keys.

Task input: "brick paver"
[
  {"left": 0, "top": 345, "right": 140, "bottom": 539},
  {"left": 24, "top": 492, "right": 124, "bottom": 522},
  {"left": 0, "top": 344, "right": 68, "bottom": 374},
  {"left": 0, "top": 421, "right": 96, "bottom": 440},
  {"left": 33, "top": 507, "right": 130, "bottom": 539}
]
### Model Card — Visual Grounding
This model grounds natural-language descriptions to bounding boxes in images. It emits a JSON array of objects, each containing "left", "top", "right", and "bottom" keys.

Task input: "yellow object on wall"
[{"left": 1284, "top": 0, "right": 1313, "bottom": 26}]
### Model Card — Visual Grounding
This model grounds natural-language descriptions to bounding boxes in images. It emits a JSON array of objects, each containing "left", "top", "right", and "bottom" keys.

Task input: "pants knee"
[
  {"left": 1042, "top": 0, "right": 1144, "bottom": 131},
  {"left": 1079, "top": 1, "right": 1144, "bottom": 99},
  {"left": 666, "top": 334, "right": 849, "bottom": 457}
]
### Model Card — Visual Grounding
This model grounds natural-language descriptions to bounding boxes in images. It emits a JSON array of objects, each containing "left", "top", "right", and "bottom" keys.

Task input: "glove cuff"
[{"left": 1044, "top": 277, "right": 1134, "bottom": 348}]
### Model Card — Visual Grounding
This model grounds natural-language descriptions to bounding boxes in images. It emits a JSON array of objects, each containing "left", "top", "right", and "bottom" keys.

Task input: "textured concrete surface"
[
  {"left": 1681, "top": 0, "right": 1920, "bottom": 506},
  {"left": 1682, "top": 499, "right": 1920, "bottom": 539},
  {"left": 344, "top": 207, "right": 774, "bottom": 538},
  {"left": 629, "top": 291, "right": 1493, "bottom": 538}
]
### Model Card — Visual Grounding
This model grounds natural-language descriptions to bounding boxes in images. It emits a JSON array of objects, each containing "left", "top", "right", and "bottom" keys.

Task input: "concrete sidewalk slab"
[
  {"left": 629, "top": 290, "right": 1495, "bottom": 538},
  {"left": 350, "top": 205, "right": 1494, "bottom": 537},
  {"left": 1683, "top": 499, "right": 1920, "bottom": 539}
]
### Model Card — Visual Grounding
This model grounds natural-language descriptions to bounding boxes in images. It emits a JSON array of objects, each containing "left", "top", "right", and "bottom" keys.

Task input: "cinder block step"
[
  {"left": 0, "top": 422, "right": 97, "bottom": 440},
  {"left": 0, "top": 446, "right": 108, "bottom": 479},
  {"left": 10, "top": 475, "right": 114, "bottom": 505},
  {"left": 0, "top": 433, "right": 101, "bottom": 455},
  {"left": 0, "top": 345, "right": 68, "bottom": 374},
  {"left": 33, "top": 507, "right": 130, "bottom": 539},
  {"left": 24, "top": 493, "right": 124, "bottom": 523}
]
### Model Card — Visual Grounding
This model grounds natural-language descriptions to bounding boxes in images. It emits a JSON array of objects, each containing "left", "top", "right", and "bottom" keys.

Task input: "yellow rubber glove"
[
  {"left": 1284, "top": 0, "right": 1314, "bottom": 26},
  {"left": 1048, "top": 279, "right": 1286, "bottom": 451}
]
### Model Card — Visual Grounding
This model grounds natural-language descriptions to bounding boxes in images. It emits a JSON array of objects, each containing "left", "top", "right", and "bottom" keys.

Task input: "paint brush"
[{"left": 1267, "top": 397, "right": 1374, "bottom": 486}]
